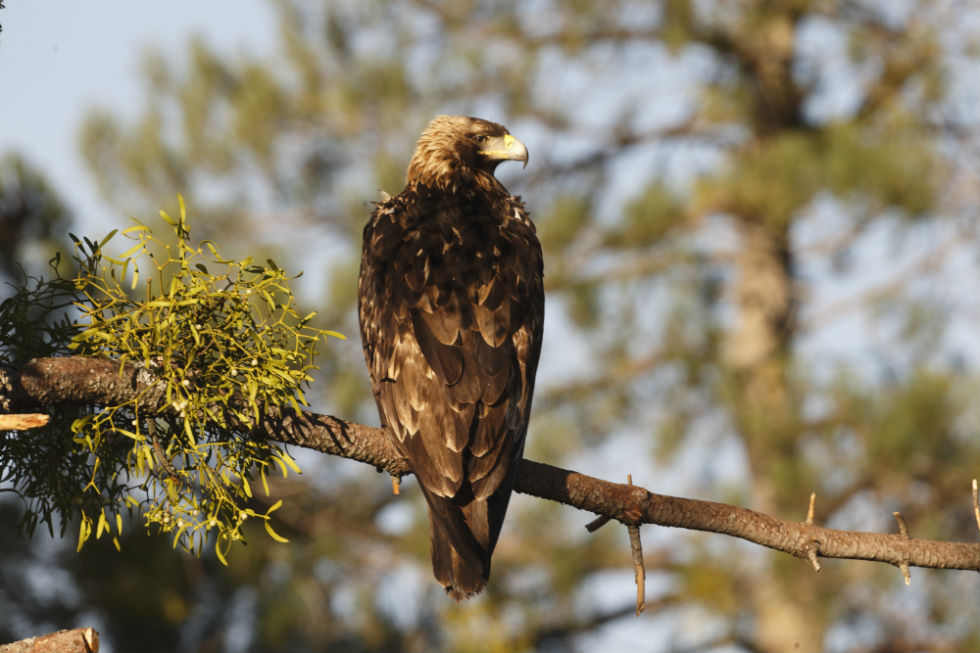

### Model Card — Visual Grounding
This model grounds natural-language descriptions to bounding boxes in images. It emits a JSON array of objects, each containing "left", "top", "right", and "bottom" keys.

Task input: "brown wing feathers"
[{"left": 357, "top": 116, "right": 542, "bottom": 600}]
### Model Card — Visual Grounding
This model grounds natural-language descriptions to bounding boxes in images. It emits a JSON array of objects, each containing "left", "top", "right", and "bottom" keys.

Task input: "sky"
[{"left": 0, "top": 0, "right": 274, "bottom": 235}]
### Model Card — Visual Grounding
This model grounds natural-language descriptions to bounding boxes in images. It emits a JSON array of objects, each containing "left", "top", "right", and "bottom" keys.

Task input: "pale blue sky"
[{"left": 0, "top": 0, "right": 274, "bottom": 234}]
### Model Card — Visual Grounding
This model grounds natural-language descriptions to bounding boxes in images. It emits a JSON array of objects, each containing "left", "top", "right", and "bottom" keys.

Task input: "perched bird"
[{"left": 358, "top": 115, "right": 544, "bottom": 600}]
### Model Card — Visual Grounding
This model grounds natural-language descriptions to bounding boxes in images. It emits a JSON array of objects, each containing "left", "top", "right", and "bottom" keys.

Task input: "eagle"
[{"left": 357, "top": 115, "right": 544, "bottom": 600}]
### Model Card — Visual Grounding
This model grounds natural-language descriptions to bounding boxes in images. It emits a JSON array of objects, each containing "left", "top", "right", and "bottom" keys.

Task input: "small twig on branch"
[
  {"left": 893, "top": 511, "right": 910, "bottom": 538},
  {"left": 805, "top": 541, "right": 822, "bottom": 572},
  {"left": 803, "top": 492, "right": 821, "bottom": 571},
  {"left": 628, "top": 523, "right": 645, "bottom": 614},
  {"left": 893, "top": 512, "right": 912, "bottom": 585},
  {"left": 626, "top": 474, "right": 646, "bottom": 615},
  {"left": 3, "top": 356, "right": 979, "bottom": 576},
  {"left": 972, "top": 479, "right": 980, "bottom": 536}
]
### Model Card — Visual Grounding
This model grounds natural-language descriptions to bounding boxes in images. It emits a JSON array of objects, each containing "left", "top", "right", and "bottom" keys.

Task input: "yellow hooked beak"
[{"left": 481, "top": 133, "right": 529, "bottom": 168}]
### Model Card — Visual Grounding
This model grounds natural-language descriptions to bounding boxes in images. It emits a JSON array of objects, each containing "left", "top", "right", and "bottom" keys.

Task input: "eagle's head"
[{"left": 406, "top": 115, "right": 528, "bottom": 192}]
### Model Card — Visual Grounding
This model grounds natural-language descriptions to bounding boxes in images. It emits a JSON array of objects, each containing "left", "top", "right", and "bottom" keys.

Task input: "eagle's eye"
[{"left": 473, "top": 134, "right": 489, "bottom": 143}]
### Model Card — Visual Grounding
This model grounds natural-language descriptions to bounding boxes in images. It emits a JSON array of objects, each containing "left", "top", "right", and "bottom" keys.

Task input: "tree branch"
[
  {"left": 0, "top": 628, "right": 99, "bottom": 653},
  {"left": 2, "top": 356, "right": 978, "bottom": 574}
]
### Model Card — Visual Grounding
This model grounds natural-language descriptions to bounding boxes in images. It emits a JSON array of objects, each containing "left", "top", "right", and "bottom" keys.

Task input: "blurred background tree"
[
  {"left": 2, "top": 0, "right": 978, "bottom": 651},
  {"left": 0, "top": 154, "right": 72, "bottom": 280}
]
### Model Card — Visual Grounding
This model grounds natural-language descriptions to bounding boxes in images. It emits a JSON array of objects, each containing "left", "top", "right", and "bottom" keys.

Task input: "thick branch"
[{"left": 2, "top": 356, "right": 978, "bottom": 573}]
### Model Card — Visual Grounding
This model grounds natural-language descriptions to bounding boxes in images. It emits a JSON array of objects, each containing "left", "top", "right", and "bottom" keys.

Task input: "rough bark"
[{"left": 0, "top": 629, "right": 99, "bottom": 653}]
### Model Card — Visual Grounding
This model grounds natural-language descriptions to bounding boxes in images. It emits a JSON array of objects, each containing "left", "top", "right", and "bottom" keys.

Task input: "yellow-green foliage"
[{"left": 1, "top": 197, "right": 342, "bottom": 562}]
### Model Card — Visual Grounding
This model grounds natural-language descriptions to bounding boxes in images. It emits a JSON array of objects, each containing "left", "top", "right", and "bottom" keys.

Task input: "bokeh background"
[{"left": 1, "top": 1, "right": 978, "bottom": 651}]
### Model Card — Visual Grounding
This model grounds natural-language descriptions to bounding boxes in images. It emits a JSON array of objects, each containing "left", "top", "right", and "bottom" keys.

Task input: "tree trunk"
[{"left": 726, "top": 219, "right": 823, "bottom": 651}]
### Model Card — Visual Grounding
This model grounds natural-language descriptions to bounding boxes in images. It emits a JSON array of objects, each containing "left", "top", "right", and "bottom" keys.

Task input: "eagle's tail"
[
  {"left": 421, "top": 487, "right": 512, "bottom": 601},
  {"left": 429, "top": 513, "right": 488, "bottom": 601}
]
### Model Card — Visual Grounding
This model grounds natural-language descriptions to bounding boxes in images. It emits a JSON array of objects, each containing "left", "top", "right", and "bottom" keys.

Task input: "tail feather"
[
  {"left": 421, "top": 488, "right": 498, "bottom": 601},
  {"left": 430, "top": 517, "right": 488, "bottom": 601},
  {"left": 417, "top": 458, "right": 520, "bottom": 600}
]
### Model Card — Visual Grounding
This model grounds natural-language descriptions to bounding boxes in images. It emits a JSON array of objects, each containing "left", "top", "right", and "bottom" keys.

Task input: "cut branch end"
[{"left": 0, "top": 413, "right": 50, "bottom": 430}]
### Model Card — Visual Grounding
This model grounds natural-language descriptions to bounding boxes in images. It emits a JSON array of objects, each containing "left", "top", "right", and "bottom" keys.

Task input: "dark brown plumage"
[{"left": 357, "top": 115, "right": 543, "bottom": 600}]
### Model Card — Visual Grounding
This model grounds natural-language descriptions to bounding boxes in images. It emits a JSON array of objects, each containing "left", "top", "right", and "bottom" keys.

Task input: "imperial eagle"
[{"left": 357, "top": 115, "right": 543, "bottom": 600}]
